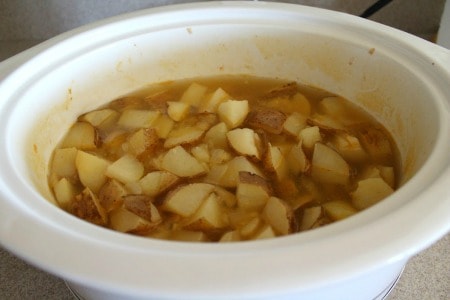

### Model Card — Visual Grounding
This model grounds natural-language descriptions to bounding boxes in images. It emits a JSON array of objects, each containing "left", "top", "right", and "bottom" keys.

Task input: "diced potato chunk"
[
  {"left": 179, "top": 82, "right": 208, "bottom": 107},
  {"left": 98, "top": 179, "right": 126, "bottom": 212},
  {"left": 217, "top": 100, "right": 249, "bottom": 129},
  {"left": 300, "top": 206, "right": 322, "bottom": 230},
  {"left": 209, "top": 149, "right": 232, "bottom": 165},
  {"left": 220, "top": 156, "right": 265, "bottom": 188},
  {"left": 332, "top": 132, "right": 367, "bottom": 163},
  {"left": 191, "top": 144, "right": 210, "bottom": 163},
  {"left": 127, "top": 128, "right": 159, "bottom": 156},
  {"left": 164, "top": 126, "right": 205, "bottom": 148},
  {"left": 184, "top": 192, "right": 228, "bottom": 231},
  {"left": 71, "top": 187, "right": 107, "bottom": 226},
  {"left": 53, "top": 178, "right": 76, "bottom": 210},
  {"left": 263, "top": 144, "right": 288, "bottom": 181},
  {"left": 139, "top": 171, "right": 179, "bottom": 197},
  {"left": 263, "top": 196, "right": 293, "bottom": 235},
  {"left": 75, "top": 150, "right": 111, "bottom": 193},
  {"left": 152, "top": 114, "right": 174, "bottom": 139},
  {"left": 322, "top": 200, "right": 357, "bottom": 221},
  {"left": 299, "top": 126, "right": 321, "bottom": 151},
  {"left": 227, "top": 128, "right": 262, "bottom": 160},
  {"left": 283, "top": 112, "right": 307, "bottom": 137},
  {"left": 81, "top": 108, "right": 119, "bottom": 129},
  {"left": 199, "top": 87, "right": 230, "bottom": 113},
  {"left": 123, "top": 195, "right": 161, "bottom": 223},
  {"left": 245, "top": 108, "right": 286, "bottom": 134},
  {"left": 51, "top": 147, "right": 78, "bottom": 179},
  {"left": 161, "top": 145, "right": 206, "bottom": 177},
  {"left": 117, "top": 109, "right": 160, "bottom": 129},
  {"left": 106, "top": 154, "right": 144, "bottom": 184},
  {"left": 167, "top": 101, "right": 190, "bottom": 121},
  {"left": 205, "top": 122, "right": 229, "bottom": 149},
  {"left": 163, "top": 183, "right": 215, "bottom": 217},
  {"left": 351, "top": 177, "right": 394, "bottom": 210},
  {"left": 240, "top": 217, "right": 263, "bottom": 237},
  {"left": 358, "top": 127, "right": 393, "bottom": 162},
  {"left": 311, "top": 143, "right": 350, "bottom": 185},
  {"left": 61, "top": 122, "right": 98, "bottom": 150},
  {"left": 287, "top": 142, "right": 309, "bottom": 175},
  {"left": 219, "top": 230, "right": 241, "bottom": 242},
  {"left": 236, "top": 172, "right": 271, "bottom": 211},
  {"left": 254, "top": 225, "right": 277, "bottom": 240},
  {"left": 110, "top": 207, "right": 156, "bottom": 235}
]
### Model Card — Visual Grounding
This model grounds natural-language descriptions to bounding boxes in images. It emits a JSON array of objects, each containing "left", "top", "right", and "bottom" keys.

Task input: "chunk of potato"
[
  {"left": 236, "top": 172, "right": 271, "bottom": 211},
  {"left": 245, "top": 108, "right": 286, "bottom": 134},
  {"left": 219, "top": 230, "right": 241, "bottom": 242},
  {"left": 127, "top": 128, "right": 159, "bottom": 157},
  {"left": 106, "top": 154, "right": 144, "bottom": 184},
  {"left": 217, "top": 100, "right": 249, "bottom": 129},
  {"left": 98, "top": 179, "right": 126, "bottom": 213},
  {"left": 311, "top": 143, "right": 350, "bottom": 185},
  {"left": 351, "top": 177, "right": 394, "bottom": 210},
  {"left": 283, "top": 112, "right": 307, "bottom": 137},
  {"left": 162, "top": 183, "right": 215, "bottom": 217},
  {"left": 51, "top": 147, "right": 78, "bottom": 179},
  {"left": 358, "top": 127, "right": 393, "bottom": 162},
  {"left": 61, "top": 122, "right": 98, "bottom": 150},
  {"left": 299, "top": 126, "right": 321, "bottom": 151},
  {"left": 253, "top": 225, "right": 277, "bottom": 240},
  {"left": 204, "top": 122, "right": 229, "bottom": 149},
  {"left": 75, "top": 150, "right": 111, "bottom": 193},
  {"left": 220, "top": 156, "right": 265, "bottom": 188},
  {"left": 263, "top": 143, "right": 288, "bottom": 181},
  {"left": 184, "top": 192, "right": 229, "bottom": 231},
  {"left": 123, "top": 195, "right": 161, "bottom": 223},
  {"left": 179, "top": 82, "right": 208, "bottom": 107},
  {"left": 117, "top": 109, "right": 160, "bottom": 129},
  {"left": 240, "top": 217, "right": 263, "bottom": 237},
  {"left": 164, "top": 126, "right": 205, "bottom": 148},
  {"left": 332, "top": 132, "right": 367, "bottom": 163},
  {"left": 81, "top": 108, "right": 119, "bottom": 130},
  {"left": 287, "top": 142, "right": 309, "bottom": 175},
  {"left": 167, "top": 101, "right": 190, "bottom": 121},
  {"left": 110, "top": 207, "right": 157, "bottom": 235},
  {"left": 71, "top": 187, "right": 107, "bottom": 226},
  {"left": 227, "top": 128, "right": 262, "bottom": 160},
  {"left": 300, "top": 206, "right": 322, "bottom": 230},
  {"left": 53, "top": 177, "right": 76, "bottom": 210},
  {"left": 139, "top": 171, "right": 180, "bottom": 197},
  {"left": 199, "top": 87, "right": 230, "bottom": 113},
  {"left": 161, "top": 145, "right": 206, "bottom": 177},
  {"left": 152, "top": 114, "right": 174, "bottom": 139},
  {"left": 263, "top": 196, "right": 294, "bottom": 235},
  {"left": 191, "top": 144, "right": 210, "bottom": 163},
  {"left": 322, "top": 200, "right": 357, "bottom": 221}
]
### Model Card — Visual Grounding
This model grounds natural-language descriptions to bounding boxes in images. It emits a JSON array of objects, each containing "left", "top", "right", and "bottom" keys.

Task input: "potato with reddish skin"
[{"left": 245, "top": 108, "right": 286, "bottom": 134}]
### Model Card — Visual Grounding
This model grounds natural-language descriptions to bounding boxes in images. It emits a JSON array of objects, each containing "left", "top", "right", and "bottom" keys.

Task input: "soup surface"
[{"left": 49, "top": 75, "right": 399, "bottom": 242}]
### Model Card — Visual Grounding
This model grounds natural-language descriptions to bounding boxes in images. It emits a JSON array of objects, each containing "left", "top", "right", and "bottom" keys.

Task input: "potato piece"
[
  {"left": 253, "top": 225, "right": 277, "bottom": 240},
  {"left": 163, "top": 183, "right": 215, "bottom": 217},
  {"left": 378, "top": 166, "right": 395, "bottom": 188},
  {"left": 300, "top": 206, "right": 322, "bottom": 230},
  {"left": 311, "top": 143, "right": 350, "bottom": 185},
  {"left": 205, "top": 122, "right": 229, "bottom": 149},
  {"left": 217, "top": 100, "right": 249, "bottom": 129},
  {"left": 167, "top": 101, "right": 190, "bottom": 121},
  {"left": 263, "top": 196, "right": 294, "bottom": 235},
  {"left": 109, "top": 207, "right": 156, "bottom": 235},
  {"left": 307, "top": 114, "right": 345, "bottom": 131},
  {"left": 152, "top": 114, "right": 174, "bottom": 139},
  {"left": 161, "top": 145, "right": 206, "bottom": 177},
  {"left": 139, "top": 171, "right": 180, "bottom": 197},
  {"left": 240, "top": 217, "right": 263, "bottom": 237},
  {"left": 299, "top": 126, "right": 321, "bottom": 151},
  {"left": 53, "top": 178, "right": 76, "bottom": 210},
  {"left": 191, "top": 144, "right": 210, "bottom": 163},
  {"left": 106, "top": 154, "right": 144, "bottom": 184},
  {"left": 322, "top": 200, "right": 357, "bottom": 221},
  {"left": 209, "top": 149, "right": 232, "bottom": 165},
  {"left": 291, "top": 93, "right": 311, "bottom": 116},
  {"left": 164, "top": 126, "right": 205, "bottom": 148},
  {"left": 98, "top": 179, "right": 126, "bottom": 212},
  {"left": 179, "top": 82, "right": 208, "bottom": 107},
  {"left": 71, "top": 187, "right": 107, "bottom": 226},
  {"left": 220, "top": 156, "right": 265, "bottom": 188},
  {"left": 283, "top": 112, "right": 307, "bottom": 137},
  {"left": 351, "top": 177, "right": 394, "bottom": 210},
  {"left": 263, "top": 143, "right": 288, "bottom": 181},
  {"left": 61, "top": 122, "right": 98, "bottom": 150},
  {"left": 290, "top": 193, "right": 314, "bottom": 211},
  {"left": 117, "top": 109, "right": 160, "bottom": 129},
  {"left": 81, "top": 108, "right": 119, "bottom": 129},
  {"left": 199, "top": 87, "right": 230, "bottom": 113},
  {"left": 76, "top": 150, "right": 111, "bottom": 193},
  {"left": 214, "top": 186, "right": 237, "bottom": 208},
  {"left": 123, "top": 195, "right": 161, "bottom": 223},
  {"left": 286, "top": 142, "right": 309, "bottom": 175},
  {"left": 204, "top": 164, "right": 229, "bottom": 186},
  {"left": 227, "top": 128, "right": 262, "bottom": 160},
  {"left": 358, "top": 127, "right": 393, "bottom": 162},
  {"left": 236, "top": 172, "right": 271, "bottom": 211},
  {"left": 332, "top": 132, "right": 367, "bottom": 163},
  {"left": 184, "top": 192, "right": 228, "bottom": 231},
  {"left": 245, "top": 108, "right": 286, "bottom": 134},
  {"left": 51, "top": 147, "right": 78, "bottom": 179},
  {"left": 219, "top": 230, "right": 241, "bottom": 242},
  {"left": 127, "top": 128, "right": 159, "bottom": 157}
]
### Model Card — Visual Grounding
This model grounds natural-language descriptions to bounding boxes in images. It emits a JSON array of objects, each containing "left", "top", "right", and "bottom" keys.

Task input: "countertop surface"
[{"left": 0, "top": 40, "right": 449, "bottom": 300}]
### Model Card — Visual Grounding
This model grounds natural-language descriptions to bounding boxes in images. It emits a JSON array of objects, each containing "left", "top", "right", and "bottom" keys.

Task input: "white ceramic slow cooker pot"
[{"left": 0, "top": 2, "right": 449, "bottom": 300}]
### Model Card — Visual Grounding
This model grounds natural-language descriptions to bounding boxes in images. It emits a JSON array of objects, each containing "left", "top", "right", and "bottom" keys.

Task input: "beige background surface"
[{"left": 0, "top": 1, "right": 449, "bottom": 299}]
